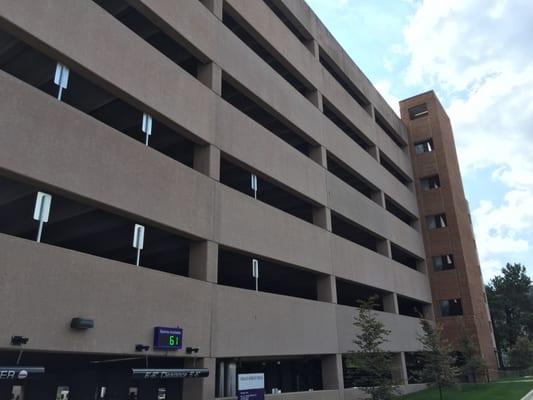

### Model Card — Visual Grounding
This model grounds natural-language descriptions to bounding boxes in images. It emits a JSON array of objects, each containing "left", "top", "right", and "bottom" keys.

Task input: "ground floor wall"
[
  {"left": 0, "top": 350, "right": 428, "bottom": 400},
  {"left": 0, "top": 232, "right": 432, "bottom": 399}
]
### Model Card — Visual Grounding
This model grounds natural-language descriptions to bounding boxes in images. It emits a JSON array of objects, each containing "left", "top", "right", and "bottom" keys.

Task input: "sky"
[{"left": 307, "top": 0, "right": 533, "bottom": 282}]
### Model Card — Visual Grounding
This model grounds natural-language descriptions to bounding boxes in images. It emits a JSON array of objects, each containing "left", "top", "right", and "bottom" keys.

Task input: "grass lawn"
[{"left": 399, "top": 379, "right": 533, "bottom": 400}]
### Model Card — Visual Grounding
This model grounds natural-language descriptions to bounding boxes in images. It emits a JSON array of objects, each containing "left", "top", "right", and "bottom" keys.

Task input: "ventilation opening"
[
  {"left": 397, "top": 295, "right": 426, "bottom": 318},
  {"left": 390, "top": 244, "right": 420, "bottom": 270},
  {"left": 331, "top": 213, "right": 382, "bottom": 253},
  {"left": 374, "top": 109, "right": 405, "bottom": 148},
  {"left": 216, "top": 356, "right": 323, "bottom": 397},
  {"left": 327, "top": 154, "right": 379, "bottom": 202},
  {"left": 379, "top": 151, "right": 412, "bottom": 187},
  {"left": 0, "top": 174, "right": 190, "bottom": 276},
  {"left": 336, "top": 278, "right": 386, "bottom": 311},
  {"left": 318, "top": 47, "right": 371, "bottom": 114},
  {"left": 0, "top": 30, "right": 196, "bottom": 168},
  {"left": 322, "top": 97, "right": 371, "bottom": 152},
  {"left": 93, "top": 0, "right": 201, "bottom": 77},
  {"left": 222, "top": 5, "right": 314, "bottom": 100},
  {"left": 385, "top": 196, "right": 416, "bottom": 227},
  {"left": 262, "top": 0, "right": 314, "bottom": 53},
  {"left": 220, "top": 157, "right": 315, "bottom": 223},
  {"left": 218, "top": 248, "right": 319, "bottom": 300},
  {"left": 408, "top": 103, "right": 428, "bottom": 120},
  {"left": 221, "top": 77, "right": 311, "bottom": 156}
]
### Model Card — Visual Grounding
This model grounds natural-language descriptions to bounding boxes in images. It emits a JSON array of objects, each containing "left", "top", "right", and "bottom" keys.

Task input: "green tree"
[
  {"left": 416, "top": 320, "right": 458, "bottom": 400},
  {"left": 509, "top": 336, "right": 533, "bottom": 371},
  {"left": 486, "top": 263, "right": 532, "bottom": 362},
  {"left": 458, "top": 331, "right": 487, "bottom": 383},
  {"left": 349, "top": 297, "right": 398, "bottom": 400}
]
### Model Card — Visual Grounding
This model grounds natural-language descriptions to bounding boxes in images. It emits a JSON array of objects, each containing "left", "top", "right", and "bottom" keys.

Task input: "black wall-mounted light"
[
  {"left": 70, "top": 318, "right": 94, "bottom": 330},
  {"left": 186, "top": 347, "right": 199, "bottom": 354},
  {"left": 135, "top": 344, "right": 150, "bottom": 352},
  {"left": 11, "top": 336, "right": 29, "bottom": 346}
]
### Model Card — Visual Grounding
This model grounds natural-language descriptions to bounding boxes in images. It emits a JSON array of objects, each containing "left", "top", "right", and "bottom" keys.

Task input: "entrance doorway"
[{"left": 0, "top": 351, "right": 193, "bottom": 400}]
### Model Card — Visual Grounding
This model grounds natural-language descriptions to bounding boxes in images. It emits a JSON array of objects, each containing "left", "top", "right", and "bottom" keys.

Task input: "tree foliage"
[
  {"left": 458, "top": 331, "right": 487, "bottom": 382},
  {"left": 509, "top": 336, "right": 533, "bottom": 370},
  {"left": 349, "top": 297, "right": 398, "bottom": 400},
  {"left": 486, "top": 263, "right": 532, "bottom": 359},
  {"left": 416, "top": 320, "right": 458, "bottom": 400}
]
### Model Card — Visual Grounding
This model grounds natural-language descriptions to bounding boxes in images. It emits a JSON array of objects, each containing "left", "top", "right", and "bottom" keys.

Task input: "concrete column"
[
  {"left": 313, "top": 206, "right": 332, "bottom": 231},
  {"left": 309, "top": 145, "right": 328, "bottom": 168},
  {"left": 317, "top": 274, "right": 337, "bottom": 303},
  {"left": 391, "top": 353, "right": 408, "bottom": 385},
  {"left": 194, "top": 144, "right": 221, "bottom": 181},
  {"left": 322, "top": 354, "right": 344, "bottom": 397},
  {"left": 370, "top": 105, "right": 376, "bottom": 120},
  {"left": 200, "top": 0, "right": 223, "bottom": 20},
  {"left": 417, "top": 259, "right": 428, "bottom": 274},
  {"left": 368, "top": 145, "right": 380, "bottom": 161},
  {"left": 306, "top": 38, "right": 319, "bottom": 58},
  {"left": 423, "top": 303, "right": 435, "bottom": 321},
  {"left": 400, "top": 352, "right": 409, "bottom": 385},
  {"left": 377, "top": 239, "right": 391, "bottom": 258},
  {"left": 371, "top": 190, "right": 386, "bottom": 207},
  {"left": 189, "top": 240, "right": 218, "bottom": 283},
  {"left": 183, "top": 358, "right": 216, "bottom": 400},
  {"left": 383, "top": 292, "right": 399, "bottom": 314},
  {"left": 306, "top": 89, "right": 323, "bottom": 111},
  {"left": 198, "top": 62, "right": 222, "bottom": 95}
]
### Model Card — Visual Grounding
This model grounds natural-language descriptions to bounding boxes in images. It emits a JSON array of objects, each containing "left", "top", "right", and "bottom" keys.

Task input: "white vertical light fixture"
[
  {"left": 252, "top": 258, "right": 259, "bottom": 291},
  {"left": 133, "top": 224, "right": 145, "bottom": 266},
  {"left": 33, "top": 192, "right": 52, "bottom": 243},
  {"left": 53, "top": 63, "right": 70, "bottom": 101},
  {"left": 250, "top": 174, "right": 258, "bottom": 199},
  {"left": 142, "top": 113, "right": 153, "bottom": 146}
]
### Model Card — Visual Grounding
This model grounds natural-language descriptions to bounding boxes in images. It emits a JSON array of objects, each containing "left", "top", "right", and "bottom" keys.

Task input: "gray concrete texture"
[{"left": 0, "top": 0, "right": 436, "bottom": 398}]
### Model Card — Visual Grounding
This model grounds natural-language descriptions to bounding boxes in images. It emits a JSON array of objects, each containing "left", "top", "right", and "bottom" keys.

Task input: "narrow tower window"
[
  {"left": 420, "top": 175, "right": 440, "bottom": 191},
  {"left": 408, "top": 103, "right": 428, "bottom": 120},
  {"left": 426, "top": 213, "right": 447, "bottom": 230},
  {"left": 414, "top": 138, "right": 433, "bottom": 154},
  {"left": 439, "top": 298, "right": 463, "bottom": 316},
  {"left": 433, "top": 254, "right": 454, "bottom": 271}
]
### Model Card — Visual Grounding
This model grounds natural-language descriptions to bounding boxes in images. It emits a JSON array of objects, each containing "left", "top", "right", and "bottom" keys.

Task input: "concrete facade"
[
  {"left": 400, "top": 91, "right": 499, "bottom": 379},
  {"left": 0, "top": 0, "right": 488, "bottom": 399}
]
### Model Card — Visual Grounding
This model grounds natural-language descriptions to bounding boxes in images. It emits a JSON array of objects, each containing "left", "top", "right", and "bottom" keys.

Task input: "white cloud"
[
  {"left": 402, "top": 0, "right": 533, "bottom": 280},
  {"left": 473, "top": 193, "right": 532, "bottom": 264}
]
